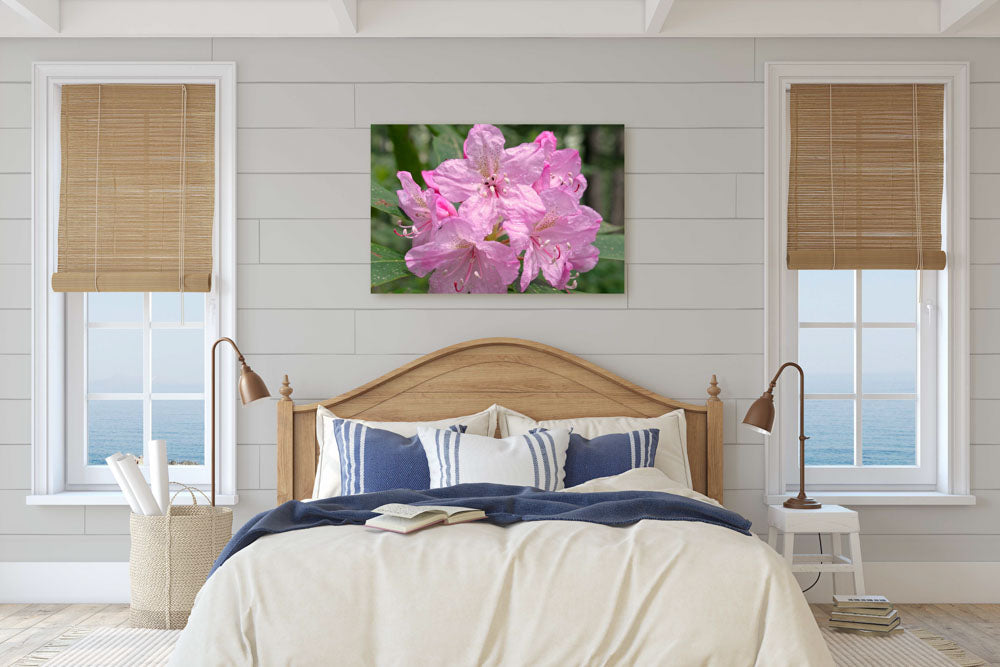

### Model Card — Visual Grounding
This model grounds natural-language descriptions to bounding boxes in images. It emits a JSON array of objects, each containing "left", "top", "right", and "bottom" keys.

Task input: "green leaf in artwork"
[
  {"left": 431, "top": 131, "right": 464, "bottom": 165},
  {"left": 593, "top": 234, "right": 625, "bottom": 261},
  {"left": 523, "top": 282, "right": 566, "bottom": 294},
  {"left": 371, "top": 179, "right": 405, "bottom": 218},
  {"left": 370, "top": 243, "right": 410, "bottom": 286}
]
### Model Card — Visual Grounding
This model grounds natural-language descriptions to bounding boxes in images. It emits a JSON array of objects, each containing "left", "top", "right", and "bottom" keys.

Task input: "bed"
[{"left": 171, "top": 338, "right": 833, "bottom": 666}]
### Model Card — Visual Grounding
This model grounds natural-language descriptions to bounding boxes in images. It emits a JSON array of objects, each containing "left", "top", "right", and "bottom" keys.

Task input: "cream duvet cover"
[{"left": 171, "top": 469, "right": 833, "bottom": 666}]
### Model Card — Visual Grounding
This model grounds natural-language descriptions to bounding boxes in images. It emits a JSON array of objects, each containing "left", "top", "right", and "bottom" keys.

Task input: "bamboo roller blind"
[
  {"left": 787, "top": 83, "right": 946, "bottom": 270},
  {"left": 52, "top": 84, "right": 216, "bottom": 292}
]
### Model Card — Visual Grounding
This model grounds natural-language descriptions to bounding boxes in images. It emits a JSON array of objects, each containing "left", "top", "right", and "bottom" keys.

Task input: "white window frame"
[
  {"left": 28, "top": 62, "right": 238, "bottom": 505},
  {"left": 791, "top": 269, "right": 936, "bottom": 486},
  {"left": 763, "top": 61, "right": 973, "bottom": 506}
]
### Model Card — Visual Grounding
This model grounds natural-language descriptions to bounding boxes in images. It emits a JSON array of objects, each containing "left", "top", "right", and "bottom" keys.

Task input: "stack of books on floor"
[{"left": 829, "top": 595, "right": 901, "bottom": 634}]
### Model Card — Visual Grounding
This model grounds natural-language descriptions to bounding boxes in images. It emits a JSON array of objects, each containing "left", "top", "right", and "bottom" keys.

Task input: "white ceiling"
[{"left": 3, "top": 0, "right": 1000, "bottom": 38}]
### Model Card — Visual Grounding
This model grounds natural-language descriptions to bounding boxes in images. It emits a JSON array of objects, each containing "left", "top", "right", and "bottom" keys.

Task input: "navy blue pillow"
[
  {"left": 333, "top": 419, "right": 465, "bottom": 495},
  {"left": 561, "top": 428, "right": 660, "bottom": 487}
]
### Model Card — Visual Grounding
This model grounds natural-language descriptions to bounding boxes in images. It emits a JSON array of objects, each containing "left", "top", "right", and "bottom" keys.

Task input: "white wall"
[{"left": 0, "top": 37, "right": 997, "bottom": 596}]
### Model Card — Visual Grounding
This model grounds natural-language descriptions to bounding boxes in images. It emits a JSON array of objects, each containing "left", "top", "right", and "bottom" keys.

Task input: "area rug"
[
  {"left": 821, "top": 626, "right": 986, "bottom": 667},
  {"left": 13, "top": 624, "right": 987, "bottom": 666},
  {"left": 12, "top": 627, "right": 181, "bottom": 667}
]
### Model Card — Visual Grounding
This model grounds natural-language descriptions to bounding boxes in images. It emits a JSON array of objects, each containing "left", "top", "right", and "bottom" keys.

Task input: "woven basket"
[{"left": 128, "top": 485, "right": 232, "bottom": 629}]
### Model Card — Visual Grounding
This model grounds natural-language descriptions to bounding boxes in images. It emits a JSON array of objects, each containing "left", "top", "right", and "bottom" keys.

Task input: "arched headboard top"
[{"left": 277, "top": 338, "right": 723, "bottom": 503}]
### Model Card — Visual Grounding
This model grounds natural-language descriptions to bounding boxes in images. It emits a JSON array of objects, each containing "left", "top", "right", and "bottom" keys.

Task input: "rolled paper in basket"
[
  {"left": 149, "top": 440, "right": 169, "bottom": 516},
  {"left": 106, "top": 454, "right": 142, "bottom": 514},
  {"left": 116, "top": 454, "right": 161, "bottom": 516}
]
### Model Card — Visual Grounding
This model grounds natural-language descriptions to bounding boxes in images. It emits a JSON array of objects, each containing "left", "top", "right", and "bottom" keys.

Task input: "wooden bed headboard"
[{"left": 276, "top": 338, "right": 724, "bottom": 505}]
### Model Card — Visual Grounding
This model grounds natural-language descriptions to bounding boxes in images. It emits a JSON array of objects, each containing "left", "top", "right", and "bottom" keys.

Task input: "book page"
[
  {"left": 414, "top": 505, "right": 480, "bottom": 517},
  {"left": 372, "top": 503, "right": 443, "bottom": 519}
]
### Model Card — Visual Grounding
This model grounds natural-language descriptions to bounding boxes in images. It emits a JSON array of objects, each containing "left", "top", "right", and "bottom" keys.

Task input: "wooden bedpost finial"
[
  {"left": 279, "top": 374, "right": 293, "bottom": 402},
  {"left": 707, "top": 374, "right": 721, "bottom": 402}
]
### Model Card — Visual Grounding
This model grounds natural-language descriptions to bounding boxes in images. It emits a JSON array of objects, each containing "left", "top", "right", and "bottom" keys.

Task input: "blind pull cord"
[
  {"left": 178, "top": 85, "right": 188, "bottom": 297},
  {"left": 828, "top": 84, "right": 837, "bottom": 270},
  {"left": 93, "top": 85, "right": 102, "bottom": 292}
]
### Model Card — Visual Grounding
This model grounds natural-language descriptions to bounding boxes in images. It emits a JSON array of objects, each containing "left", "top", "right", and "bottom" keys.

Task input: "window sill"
[
  {"left": 765, "top": 492, "right": 976, "bottom": 506},
  {"left": 25, "top": 492, "right": 240, "bottom": 506}
]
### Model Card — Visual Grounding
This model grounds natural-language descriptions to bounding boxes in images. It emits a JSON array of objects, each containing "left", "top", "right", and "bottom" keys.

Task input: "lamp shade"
[
  {"left": 742, "top": 392, "right": 775, "bottom": 435},
  {"left": 238, "top": 363, "right": 271, "bottom": 405}
]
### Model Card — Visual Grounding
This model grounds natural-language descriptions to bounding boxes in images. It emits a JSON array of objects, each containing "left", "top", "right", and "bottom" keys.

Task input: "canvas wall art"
[{"left": 371, "top": 124, "right": 625, "bottom": 294}]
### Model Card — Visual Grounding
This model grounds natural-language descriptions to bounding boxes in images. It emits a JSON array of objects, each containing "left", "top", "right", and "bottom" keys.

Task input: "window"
[
  {"left": 764, "top": 62, "right": 971, "bottom": 503},
  {"left": 65, "top": 292, "right": 210, "bottom": 487},
  {"left": 30, "top": 62, "right": 237, "bottom": 504},
  {"left": 793, "top": 269, "right": 936, "bottom": 486}
]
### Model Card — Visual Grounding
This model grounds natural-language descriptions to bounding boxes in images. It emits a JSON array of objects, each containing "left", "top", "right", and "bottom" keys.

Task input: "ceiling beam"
[
  {"left": 330, "top": 0, "right": 357, "bottom": 33},
  {"left": 1, "top": 0, "right": 59, "bottom": 32},
  {"left": 644, "top": 0, "right": 675, "bottom": 34},
  {"left": 940, "top": 0, "right": 1000, "bottom": 32}
]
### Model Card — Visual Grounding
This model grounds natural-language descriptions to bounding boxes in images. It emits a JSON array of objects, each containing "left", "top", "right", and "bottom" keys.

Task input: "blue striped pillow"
[
  {"left": 333, "top": 419, "right": 465, "bottom": 496},
  {"left": 561, "top": 428, "right": 660, "bottom": 487}
]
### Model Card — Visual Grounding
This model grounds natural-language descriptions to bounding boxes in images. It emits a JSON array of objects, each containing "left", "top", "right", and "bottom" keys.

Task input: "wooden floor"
[
  {"left": 0, "top": 603, "right": 129, "bottom": 666},
  {"left": 812, "top": 603, "right": 1000, "bottom": 666},
  {"left": 0, "top": 603, "right": 997, "bottom": 665}
]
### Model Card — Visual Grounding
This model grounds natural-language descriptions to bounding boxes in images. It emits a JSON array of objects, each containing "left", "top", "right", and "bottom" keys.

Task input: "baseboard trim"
[
  {"left": 802, "top": 561, "right": 1000, "bottom": 603},
  {"left": 0, "top": 562, "right": 130, "bottom": 603},
  {"left": 3, "top": 560, "right": 998, "bottom": 604}
]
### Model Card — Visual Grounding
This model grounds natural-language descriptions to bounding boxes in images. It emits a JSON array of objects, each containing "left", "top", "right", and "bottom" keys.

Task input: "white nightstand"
[{"left": 767, "top": 504, "right": 865, "bottom": 595}]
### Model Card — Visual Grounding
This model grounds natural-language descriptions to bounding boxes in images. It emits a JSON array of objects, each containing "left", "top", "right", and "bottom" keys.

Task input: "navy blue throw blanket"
[{"left": 211, "top": 483, "right": 751, "bottom": 576}]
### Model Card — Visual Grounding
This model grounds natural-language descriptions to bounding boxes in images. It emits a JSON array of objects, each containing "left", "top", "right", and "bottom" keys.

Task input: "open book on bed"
[{"left": 365, "top": 503, "right": 486, "bottom": 534}]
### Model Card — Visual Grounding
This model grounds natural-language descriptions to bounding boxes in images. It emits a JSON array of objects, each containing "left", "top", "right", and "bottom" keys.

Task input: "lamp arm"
[
  {"left": 212, "top": 336, "right": 245, "bottom": 364},
  {"left": 209, "top": 336, "right": 243, "bottom": 507},
  {"left": 768, "top": 361, "right": 807, "bottom": 442}
]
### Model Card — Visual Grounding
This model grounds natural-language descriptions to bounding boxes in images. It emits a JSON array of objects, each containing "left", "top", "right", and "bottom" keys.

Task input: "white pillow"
[
  {"left": 498, "top": 406, "right": 692, "bottom": 489},
  {"left": 418, "top": 427, "right": 571, "bottom": 491},
  {"left": 312, "top": 405, "right": 498, "bottom": 499}
]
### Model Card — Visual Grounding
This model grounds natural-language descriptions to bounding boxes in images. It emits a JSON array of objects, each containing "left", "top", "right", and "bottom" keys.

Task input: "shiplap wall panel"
[
  {"left": 238, "top": 174, "right": 369, "bottom": 219},
  {"left": 237, "top": 220, "right": 260, "bottom": 264},
  {"left": 0, "top": 266, "right": 30, "bottom": 309},
  {"left": 0, "top": 445, "right": 29, "bottom": 489},
  {"left": 0, "top": 174, "right": 30, "bottom": 218},
  {"left": 627, "top": 265, "right": 763, "bottom": 308},
  {"left": 628, "top": 174, "right": 736, "bottom": 218},
  {"left": 0, "top": 535, "right": 130, "bottom": 562},
  {"left": 972, "top": 221, "right": 1000, "bottom": 263},
  {"left": 214, "top": 38, "right": 755, "bottom": 83},
  {"left": 0, "top": 310, "right": 30, "bottom": 354},
  {"left": 753, "top": 38, "right": 1000, "bottom": 83},
  {"left": 237, "top": 84, "right": 355, "bottom": 128},
  {"left": 0, "top": 39, "right": 212, "bottom": 81},
  {"left": 0, "top": 220, "right": 30, "bottom": 263},
  {"left": 353, "top": 310, "right": 763, "bottom": 355},
  {"left": 238, "top": 129, "right": 369, "bottom": 173},
  {"left": 628, "top": 220, "right": 763, "bottom": 264},
  {"left": 972, "top": 355, "right": 1000, "bottom": 399},
  {"left": 0, "top": 357, "right": 30, "bottom": 400},
  {"left": 258, "top": 220, "right": 368, "bottom": 264},
  {"left": 356, "top": 83, "right": 764, "bottom": 127},
  {"left": 0, "top": 401, "right": 29, "bottom": 444},
  {"left": 583, "top": 353, "right": 764, "bottom": 399},
  {"left": 0, "top": 129, "right": 29, "bottom": 172},
  {"left": 626, "top": 129, "right": 763, "bottom": 173},
  {"left": 0, "top": 84, "right": 29, "bottom": 128},
  {"left": 0, "top": 36, "right": 998, "bottom": 564},
  {"left": 238, "top": 309, "right": 355, "bottom": 354},
  {"left": 972, "top": 400, "right": 1000, "bottom": 443}
]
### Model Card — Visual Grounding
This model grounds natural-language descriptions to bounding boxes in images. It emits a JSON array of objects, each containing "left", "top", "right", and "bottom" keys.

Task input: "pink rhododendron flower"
[
  {"left": 404, "top": 216, "right": 520, "bottom": 294},
  {"left": 433, "top": 124, "right": 546, "bottom": 232},
  {"left": 395, "top": 171, "right": 457, "bottom": 246},
  {"left": 506, "top": 189, "right": 602, "bottom": 292},
  {"left": 388, "top": 125, "right": 614, "bottom": 293},
  {"left": 532, "top": 131, "right": 587, "bottom": 199}
]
